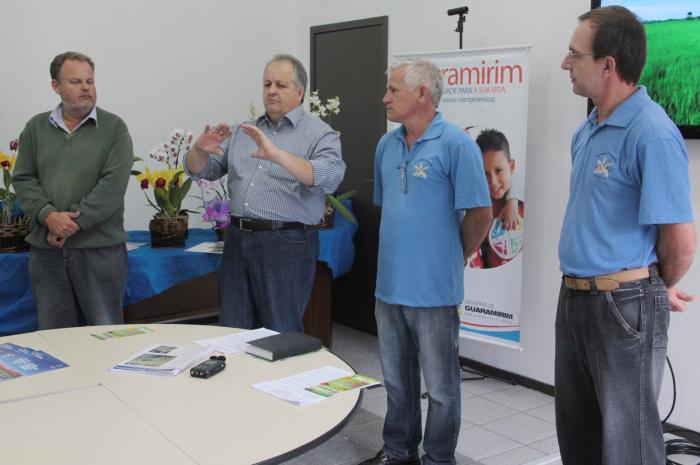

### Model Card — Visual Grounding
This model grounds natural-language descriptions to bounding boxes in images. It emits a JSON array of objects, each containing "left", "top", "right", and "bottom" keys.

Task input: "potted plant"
[
  {"left": 197, "top": 177, "right": 230, "bottom": 241},
  {"left": 0, "top": 139, "right": 29, "bottom": 252},
  {"left": 322, "top": 190, "right": 357, "bottom": 228},
  {"left": 307, "top": 91, "right": 357, "bottom": 227},
  {"left": 132, "top": 129, "right": 194, "bottom": 247}
]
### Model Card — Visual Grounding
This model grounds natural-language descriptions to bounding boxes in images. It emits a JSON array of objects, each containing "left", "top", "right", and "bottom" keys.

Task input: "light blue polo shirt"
[
  {"left": 559, "top": 87, "right": 693, "bottom": 277},
  {"left": 374, "top": 112, "right": 491, "bottom": 307}
]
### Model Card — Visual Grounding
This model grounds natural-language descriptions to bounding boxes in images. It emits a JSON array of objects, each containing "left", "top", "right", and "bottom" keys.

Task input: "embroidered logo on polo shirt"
[
  {"left": 413, "top": 161, "right": 429, "bottom": 178},
  {"left": 594, "top": 154, "right": 613, "bottom": 177}
]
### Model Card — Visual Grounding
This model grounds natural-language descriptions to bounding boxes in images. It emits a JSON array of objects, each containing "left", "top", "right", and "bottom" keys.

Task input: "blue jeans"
[
  {"left": 218, "top": 227, "right": 319, "bottom": 332},
  {"left": 555, "top": 266, "right": 669, "bottom": 465},
  {"left": 375, "top": 299, "right": 461, "bottom": 465},
  {"left": 28, "top": 244, "right": 127, "bottom": 329}
]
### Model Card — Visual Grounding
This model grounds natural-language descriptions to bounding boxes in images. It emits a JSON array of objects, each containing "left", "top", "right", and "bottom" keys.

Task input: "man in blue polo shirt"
[
  {"left": 557, "top": 6, "right": 696, "bottom": 465},
  {"left": 357, "top": 59, "right": 491, "bottom": 465}
]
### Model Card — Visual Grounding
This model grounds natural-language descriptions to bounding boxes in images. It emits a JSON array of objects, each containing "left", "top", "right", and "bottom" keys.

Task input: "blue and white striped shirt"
[{"left": 186, "top": 105, "right": 345, "bottom": 224}]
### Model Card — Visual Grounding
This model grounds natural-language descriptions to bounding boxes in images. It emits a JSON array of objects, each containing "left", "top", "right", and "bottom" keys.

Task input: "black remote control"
[{"left": 190, "top": 355, "right": 226, "bottom": 379}]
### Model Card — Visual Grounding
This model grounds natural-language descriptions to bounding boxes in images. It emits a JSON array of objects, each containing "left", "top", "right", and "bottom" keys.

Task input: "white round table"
[{"left": 0, "top": 324, "right": 361, "bottom": 465}]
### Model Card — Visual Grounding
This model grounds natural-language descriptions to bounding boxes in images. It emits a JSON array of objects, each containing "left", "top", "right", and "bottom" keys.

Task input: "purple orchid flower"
[{"left": 202, "top": 198, "right": 230, "bottom": 229}]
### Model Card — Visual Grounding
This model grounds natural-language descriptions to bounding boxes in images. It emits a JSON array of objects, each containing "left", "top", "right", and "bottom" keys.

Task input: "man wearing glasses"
[
  {"left": 358, "top": 59, "right": 491, "bottom": 465},
  {"left": 557, "top": 6, "right": 695, "bottom": 465}
]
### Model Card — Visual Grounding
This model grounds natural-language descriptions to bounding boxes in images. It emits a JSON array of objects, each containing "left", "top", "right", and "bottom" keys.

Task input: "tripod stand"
[
  {"left": 459, "top": 363, "right": 516, "bottom": 385},
  {"left": 421, "top": 361, "right": 516, "bottom": 399}
]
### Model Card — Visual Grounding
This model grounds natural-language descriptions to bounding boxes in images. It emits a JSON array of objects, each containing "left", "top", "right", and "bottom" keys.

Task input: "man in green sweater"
[{"left": 13, "top": 51, "right": 133, "bottom": 329}]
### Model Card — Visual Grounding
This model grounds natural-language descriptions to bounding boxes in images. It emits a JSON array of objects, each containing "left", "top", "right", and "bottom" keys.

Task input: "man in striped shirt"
[{"left": 185, "top": 54, "right": 345, "bottom": 332}]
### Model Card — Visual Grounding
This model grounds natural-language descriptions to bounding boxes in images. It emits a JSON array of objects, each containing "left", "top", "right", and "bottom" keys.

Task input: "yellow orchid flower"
[
  {"left": 136, "top": 166, "right": 155, "bottom": 190},
  {"left": 131, "top": 130, "right": 194, "bottom": 220},
  {"left": 0, "top": 151, "right": 17, "bottom": 172},
  {"left": 151, "top": 169, "right": 179, "bottom": 191}
]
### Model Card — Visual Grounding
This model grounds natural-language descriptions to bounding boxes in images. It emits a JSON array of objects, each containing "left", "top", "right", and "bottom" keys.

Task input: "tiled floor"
[{"left": 280, "top": 324, "right": 562, "bottom": 465}]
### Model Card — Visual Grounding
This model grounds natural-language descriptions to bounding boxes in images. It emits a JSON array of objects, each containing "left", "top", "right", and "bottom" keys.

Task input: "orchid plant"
[
  {"left": 0, "top": 139, "right": 27, "bottom": 225},
  {"left": 132, "top": 129, "right": 194, "bottom": 220},
  {"left": 308, "top": 90, "right": 340, "bottom": 125},
  {"left": 307, "top": 91, "right": 356, "bottom": 225},
  {"left": 197, "top": 178, "right": 230, "bottom": 230},
  {"left": 194, "top": 105, "right": 260, "bottom": 231}
]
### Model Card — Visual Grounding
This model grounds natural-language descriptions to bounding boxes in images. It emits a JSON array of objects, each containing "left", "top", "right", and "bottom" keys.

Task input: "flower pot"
[
  {"left": 149, "top": 215, "right": 188, "bottom": 248},
  {"left": 0, "top": 219, "right": 30, "bottom": 253},
  {"left": 318, "top": 212, "right": 334, "bottom": 229},
  {"left": 318, "top": 201, "right": 334, "bottom": 229},
  {"left": 180, "top": 211, "right": 189, "bottom": 239},
  {"left": 214, "top": 227, "right": 228, "bottom": 242}
]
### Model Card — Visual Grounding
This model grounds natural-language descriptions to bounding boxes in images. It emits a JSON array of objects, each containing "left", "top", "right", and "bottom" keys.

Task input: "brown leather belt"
[{"left": 564, "top": 267, "right": 650, "bottom": 291}]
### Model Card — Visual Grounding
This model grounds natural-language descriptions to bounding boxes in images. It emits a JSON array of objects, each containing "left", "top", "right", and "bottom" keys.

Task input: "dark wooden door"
[{"left": 311, "top": 16, "right": 388, "bottom": 334}]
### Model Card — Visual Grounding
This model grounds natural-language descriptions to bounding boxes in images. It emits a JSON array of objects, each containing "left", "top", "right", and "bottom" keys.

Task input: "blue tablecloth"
[
  {"left": 123, "top": 228, "right": 223, "bottom": 306},
  {"left": 0, "top": 209, "right": 357, "bottom": 337}
]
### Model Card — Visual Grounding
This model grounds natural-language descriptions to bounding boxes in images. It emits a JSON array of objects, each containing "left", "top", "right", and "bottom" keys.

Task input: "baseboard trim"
[{"left": 459, "top": 356, "right": 551, "bottom": 397}]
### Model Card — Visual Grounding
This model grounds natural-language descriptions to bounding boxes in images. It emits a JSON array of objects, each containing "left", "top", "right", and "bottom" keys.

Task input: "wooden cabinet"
[{"left": 123, "top": 263, "right": 333, "bottom": 348}]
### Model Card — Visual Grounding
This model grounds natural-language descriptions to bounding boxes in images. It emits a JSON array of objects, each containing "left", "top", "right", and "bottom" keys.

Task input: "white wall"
[
  {"left": 296, "top": 0, "right": 700, "bottom": 431},
  {"left": 0, "top": 0, "right": 298, "bottom": 230},
  {"left": 2, "top": 0, "right": 699, "bottom": 432}
]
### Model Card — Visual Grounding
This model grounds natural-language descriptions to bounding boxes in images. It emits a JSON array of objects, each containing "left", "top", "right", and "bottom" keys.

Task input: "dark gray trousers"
[
  {"left": 555, "top": 266, "right": 669, "bottom": 465},
  {"left": 28, "top": 244, "right": 128, "bottom": 329}
]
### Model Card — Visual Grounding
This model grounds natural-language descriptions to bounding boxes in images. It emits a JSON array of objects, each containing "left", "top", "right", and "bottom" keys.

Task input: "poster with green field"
[{"left": 603, "top": 1, "right": 700, "bottom": 125}]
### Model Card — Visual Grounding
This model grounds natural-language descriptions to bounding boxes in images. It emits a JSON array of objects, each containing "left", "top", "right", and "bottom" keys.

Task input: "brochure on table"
[
  {"left": 91, "top": 326, "right": 154, "bottom": 340},
  {"left": 110, "top": 344, "right": 214, "bottom": 377},
  {"left": 185, "top": 242, "right": 225, "bottom": 254},
  {"left": 0, "top": 342, "right": 69, "bottom": 383},
  {"left": 194, "top": 327, "right": 279, "bottom": 354},
  {"left": 252, "top": 365, "right": 380, "bottom": 407},
  {"left": 306, "top": 374, "right": 380, "bottom": 398}
]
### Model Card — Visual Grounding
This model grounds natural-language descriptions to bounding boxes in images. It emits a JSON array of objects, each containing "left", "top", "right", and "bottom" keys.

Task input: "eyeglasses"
[{"left": 565, "top": 49, "right": 594, "bottom": 63}]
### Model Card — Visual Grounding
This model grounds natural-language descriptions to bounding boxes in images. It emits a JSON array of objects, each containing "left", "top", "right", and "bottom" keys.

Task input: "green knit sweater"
[{"left": 13, "top": 107, "right": 133, "bottom": 248}]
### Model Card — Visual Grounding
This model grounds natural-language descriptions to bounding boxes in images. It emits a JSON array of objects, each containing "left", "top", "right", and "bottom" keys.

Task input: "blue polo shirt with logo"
[
  {"left": 558, "top": 86, "right": 693, "bottom": 277},
  {"left": 374, "top": 112, "right": 491, "bottom": 307}
]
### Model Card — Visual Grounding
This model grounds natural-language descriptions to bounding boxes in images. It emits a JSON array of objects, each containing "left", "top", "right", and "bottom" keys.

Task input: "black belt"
[{"left": 230, "top": 216, "right": 315, "bottom": 231}]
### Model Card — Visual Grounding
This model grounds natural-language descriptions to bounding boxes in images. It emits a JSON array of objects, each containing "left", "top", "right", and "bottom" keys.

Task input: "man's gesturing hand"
[
  {"left": 240, "top": 123, "right": 281, "bottom": 163},
  {"left": 193, "top": 123, "right": 232, "bottom": 156}
]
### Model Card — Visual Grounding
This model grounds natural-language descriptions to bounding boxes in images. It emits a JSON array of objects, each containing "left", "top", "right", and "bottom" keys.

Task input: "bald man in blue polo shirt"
[
  {"left": 556, "top": 6, "right": 696, "bottom": 465},
  {"left": 357, "top": 59, "right": 492, "bottom": 465}
]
